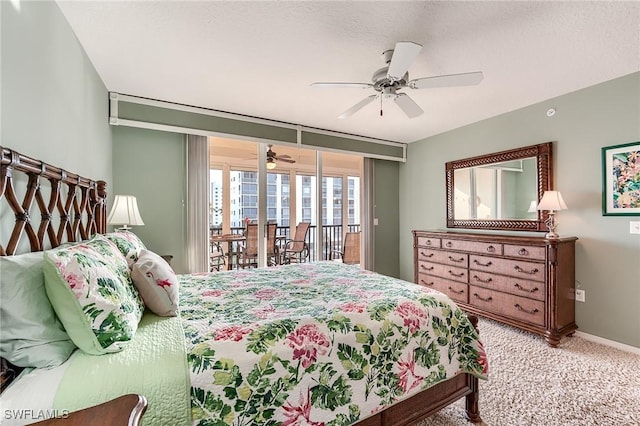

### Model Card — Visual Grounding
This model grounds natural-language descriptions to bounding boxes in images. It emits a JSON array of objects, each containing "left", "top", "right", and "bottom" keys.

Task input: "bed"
[{"left": 0, "top": 146, "right": 487, "bottom": 426}]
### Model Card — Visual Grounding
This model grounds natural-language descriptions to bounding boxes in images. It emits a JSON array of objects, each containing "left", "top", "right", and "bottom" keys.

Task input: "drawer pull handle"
[
  {"left": 445, "top": 241, "right": 453, "bottom": 248},
  {"left": 514, "top": 265, "right": 539, "bottom": 275},
  {"left": 514, "top": 304, "right": 539, "bottom": 315},
  {"left": 420, "top": 265, "right": 434, "bottom": 271},
  {"left": 473, "top": 259, "right": 493, "bottom": 267},
  {"left": 473, "top": 293, "right": 493, "bottom": 302},
  {"left": 473, "top": 275, "right": 493, "bottom": 284},
  {"left": 425, "top": 240, "right": 432, "bottom": 246},
  {"left": 448, "top": 270, "right": 465, "bottom": 278},
  {"left": 448, "top": 286, "right": 465, "bottom": 295},
  {"left": 420, "top": 279, "right": 434, "bottom": 286},
  {"left": 487, "top": 245, "right": 496, "bottom": 253},
  {"left": 514, "top": 283, "right": 539, "bottom": 293},
  {"left": 420, "top": 251, "right": 434, "bottom": 258},
  {"left": 448, "top": 256, "right": 465, "bottom": 263},
  {"left": 518, "top": 248, "right": 529, "bottom": 256}
]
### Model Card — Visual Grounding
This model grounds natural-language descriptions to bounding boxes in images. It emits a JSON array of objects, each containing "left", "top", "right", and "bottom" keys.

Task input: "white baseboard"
[{"left": 575, "top": 331, "right": 640, "bottom": 355}]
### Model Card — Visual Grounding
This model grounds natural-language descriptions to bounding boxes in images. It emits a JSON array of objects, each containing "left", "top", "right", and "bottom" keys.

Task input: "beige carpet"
[{"left": 419, "top": 319, "right": 640, "bottom": 426}]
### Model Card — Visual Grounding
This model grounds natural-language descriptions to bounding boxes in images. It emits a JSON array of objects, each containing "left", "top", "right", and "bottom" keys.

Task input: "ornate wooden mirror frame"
[{"left": 445, "top": 142, "right": 553, "bottom": 232}]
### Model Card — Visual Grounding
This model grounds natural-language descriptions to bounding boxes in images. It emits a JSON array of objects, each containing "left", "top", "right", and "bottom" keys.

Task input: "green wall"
[
  {"left": 112, "top": 127, "right": 186, "bottom": 273},
  {"left": 1, "top": 1, "right": 111, "bottom": 183},
  {"left": 399, "top": 72, "right": 640, "bottom": 348},
  {"left": 111, "top": 129, "right": 400, "bottom": 277},
  {"left": 374, "top": 160, "right": 400, "bottom": 277}
]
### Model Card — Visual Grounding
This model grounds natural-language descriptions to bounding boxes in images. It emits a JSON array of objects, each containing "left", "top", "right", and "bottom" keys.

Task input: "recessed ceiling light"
[{"left": 546, "top": 108, "right": 556, "bottom": 117}]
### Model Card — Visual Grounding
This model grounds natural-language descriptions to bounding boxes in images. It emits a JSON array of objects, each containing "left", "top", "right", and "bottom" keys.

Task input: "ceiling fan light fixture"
[{"left": 266, "top": 158, "right": 277, "bottom": 169}]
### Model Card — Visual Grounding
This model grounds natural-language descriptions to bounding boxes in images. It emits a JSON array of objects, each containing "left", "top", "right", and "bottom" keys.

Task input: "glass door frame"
[{"left": 210, "top": 139, "right": 363, "bottom": 267}]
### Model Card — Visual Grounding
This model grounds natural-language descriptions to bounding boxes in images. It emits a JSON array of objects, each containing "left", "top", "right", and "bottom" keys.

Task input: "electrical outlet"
[
  {"left": 575, "top": 289, "right": 585, "bottom": 303},
  {"left": 630, "top": 221, "right": 640, "bottom": 234}
]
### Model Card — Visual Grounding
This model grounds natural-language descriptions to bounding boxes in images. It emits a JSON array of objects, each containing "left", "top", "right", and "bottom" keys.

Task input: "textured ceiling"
[{"left": 56, "top": 1, "right": 640, "bottom": 143}]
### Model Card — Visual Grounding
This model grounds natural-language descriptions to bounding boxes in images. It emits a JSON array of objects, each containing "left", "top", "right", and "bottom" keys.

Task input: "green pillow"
[
  {"left": 0, "top": 252, "right": 76, "bottom": 368},
  {"left": 104, "top": 231, "right": 147, "bottom": 266},
  {"left": 43, "top": 235, "right": 144, "bottom": 355}
]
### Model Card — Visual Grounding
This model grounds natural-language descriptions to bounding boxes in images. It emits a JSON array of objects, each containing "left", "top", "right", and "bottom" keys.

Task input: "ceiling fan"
[
  {"left": 266, "top": 144, "right": 295, "bottom": 169},
  {"left": 311, "top": 41, "right": 483, "bottom": 119}
]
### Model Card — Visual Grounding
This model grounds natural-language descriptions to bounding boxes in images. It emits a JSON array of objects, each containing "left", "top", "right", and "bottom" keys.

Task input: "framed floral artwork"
[{"left": 602, "top": 141, "right": 640, "bottom": 216}]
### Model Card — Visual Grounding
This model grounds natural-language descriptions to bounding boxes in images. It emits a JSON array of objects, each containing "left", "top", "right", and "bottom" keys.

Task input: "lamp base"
[
  {"left": 115, "top": 225, "right": 132, "bottom": 232},
  {"left": 543, "top": 212, "right": 560, "bottom": 239},
  {"left": 544, "top": 231, "right": 560, "bottom": 239}
]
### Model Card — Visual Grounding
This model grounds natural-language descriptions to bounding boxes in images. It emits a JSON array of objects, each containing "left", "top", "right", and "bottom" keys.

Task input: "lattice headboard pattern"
[{"left": 0, "top": 146, "right": 107, "bottom": 256}]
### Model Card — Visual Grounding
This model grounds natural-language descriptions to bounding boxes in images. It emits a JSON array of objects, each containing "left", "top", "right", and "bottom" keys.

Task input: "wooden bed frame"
[{"left": 0, "top": 146, "right": 481, "bottom": 425}]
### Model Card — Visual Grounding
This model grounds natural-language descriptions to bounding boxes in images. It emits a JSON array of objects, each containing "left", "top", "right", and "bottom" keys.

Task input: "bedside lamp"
[
  {"left": 107, "top": 195, "right": 145, "bottom": 231},
  {"left": 537, "top": 191, "right": 567, "bottom": 239}
]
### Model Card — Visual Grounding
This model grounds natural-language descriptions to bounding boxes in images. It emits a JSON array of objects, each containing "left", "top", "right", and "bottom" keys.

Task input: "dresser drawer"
[
  {"left": 504, "top": 244, "right": 546, "bottom": 261},
  {"left": 416, "top": 248, "right": 468, "bottom": 267},
  {"left": 441, "top": 239, "right": 502, "bottom": 255},
  {"left": 469, "top": 271, "right": 545, "bottom": 301},
  {"left": 469, "top": 286, "right": 545, "bottom": 326},
  {"left": 417, "top": 273, "right": 468, "bottom": 304},
  {"left": 469, "top": 255, "right": 545, "bottom": 282},
  {"left": 416, "top": 236, "right": 441, "bottom": 248},
  {"left": 417, "top": 261, "right": 468, "bottom": 283}
]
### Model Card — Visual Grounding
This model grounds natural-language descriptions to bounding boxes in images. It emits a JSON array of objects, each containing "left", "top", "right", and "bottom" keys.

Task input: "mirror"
[{"left": 446, "top": 142, "right": 553, "bottom": 231}]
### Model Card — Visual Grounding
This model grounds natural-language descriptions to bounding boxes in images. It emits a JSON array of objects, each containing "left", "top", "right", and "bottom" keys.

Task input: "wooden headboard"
[
  {"left": 0, "top": 146, "right": 107, "bottom": 255},
  {"left": 0, "top": 146, "right": 108, "bottom": 390}
]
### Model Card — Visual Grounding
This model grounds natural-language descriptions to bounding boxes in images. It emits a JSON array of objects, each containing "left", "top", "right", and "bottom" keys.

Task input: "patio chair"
[
  {"left": 333, "top": 231, "right": 360, "bottom": 265},
  {"left": 266, "top": 223, "right": 280, "bottom": 266},
  {"left": 280, "top": 222, "right": 311, "bottom": 264},
  {"left": 238, "top": 224, "right": 258, "bottom": 268},
  {"left": 209, "top": 240, "right": 226, "bottom": 272}
]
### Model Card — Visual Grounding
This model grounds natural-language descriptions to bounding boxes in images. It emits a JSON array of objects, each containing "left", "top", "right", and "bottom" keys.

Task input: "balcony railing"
[{"left": 210, "top": 224, "right": 360, "bottom": 266}]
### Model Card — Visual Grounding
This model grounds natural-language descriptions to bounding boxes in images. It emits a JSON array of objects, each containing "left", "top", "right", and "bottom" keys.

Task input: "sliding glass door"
[{"left": 209, "top": 137, "right": 362, "bottom": 268}]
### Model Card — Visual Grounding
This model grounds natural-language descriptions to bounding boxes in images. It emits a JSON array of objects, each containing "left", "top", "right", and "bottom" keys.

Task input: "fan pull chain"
[{"left": 380, "top": 95, "right": 383, "bottom": 116}]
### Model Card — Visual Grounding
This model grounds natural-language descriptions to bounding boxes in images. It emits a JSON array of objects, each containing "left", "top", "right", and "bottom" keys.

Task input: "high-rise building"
[{"left": 212, "top": 170, "right": 359, "bottom": 229}]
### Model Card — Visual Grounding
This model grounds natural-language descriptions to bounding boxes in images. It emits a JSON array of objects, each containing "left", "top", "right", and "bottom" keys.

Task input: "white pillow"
[{"left": 131, "top": 250, "right": 179, "bottom": 316}]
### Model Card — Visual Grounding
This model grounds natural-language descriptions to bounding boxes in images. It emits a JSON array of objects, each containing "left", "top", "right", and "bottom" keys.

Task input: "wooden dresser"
[{"left": 413, "top": 231, "right": 578, "bottom": 347}]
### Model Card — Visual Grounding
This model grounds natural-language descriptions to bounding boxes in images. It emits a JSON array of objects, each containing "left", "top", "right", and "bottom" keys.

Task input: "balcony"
[{"left": 210, "top": 223, "right": 360, "bottom": 269}]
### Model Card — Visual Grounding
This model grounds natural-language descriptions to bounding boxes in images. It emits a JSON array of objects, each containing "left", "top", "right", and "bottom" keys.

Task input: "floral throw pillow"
[
  {"left": 131, "top": 250, "right": 179, "bottom": 317},
  {"left": 43, "top": 235, "right": 145, "bottom": 355},
  {"left": 104, "top": 231, "right": 147, "bottom": 266}
]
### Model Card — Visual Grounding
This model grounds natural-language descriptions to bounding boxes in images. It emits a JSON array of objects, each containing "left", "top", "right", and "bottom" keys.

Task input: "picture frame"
[{"left": 601, "top": 141, "right": 640, "bottom": 216}]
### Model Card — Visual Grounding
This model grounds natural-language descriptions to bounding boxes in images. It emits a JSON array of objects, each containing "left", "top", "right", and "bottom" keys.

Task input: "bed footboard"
[{"left": 355, "top": 315, "right": 482, "bottom": 426}]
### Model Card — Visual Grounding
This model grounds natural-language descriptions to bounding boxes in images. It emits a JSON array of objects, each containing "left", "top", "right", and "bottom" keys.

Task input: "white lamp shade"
[
  {"left": 107, "top": 195, "right": 145, "bottom": 226},
  {"left": 527, "top": 200, "right": 537, "bottom": 212},
  {"left": 537, "top": 191, "right": 568, "bottom": 211}
]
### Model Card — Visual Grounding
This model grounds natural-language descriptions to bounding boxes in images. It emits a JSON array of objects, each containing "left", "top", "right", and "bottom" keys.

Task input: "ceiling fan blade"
[
  {"left": 311, "top": 82, "right": 373, "bottom": 89},
  {"left": 276, "top": 154, "right": 292, "bottom": 159},
  {"left": 409, "top": 71, "right": 484, "bottom": 89},
  {"left": 394, "top": 93, "right": 424, "bottom": 118},
  {"left": 277, "top": 158, "right": 296, "bottom": 164},
  {"left": 387, "top": 41, "right": 422, "bottom": 80},
  {"left": 338, "top": 94, "right": 378, "bottom": 119}
]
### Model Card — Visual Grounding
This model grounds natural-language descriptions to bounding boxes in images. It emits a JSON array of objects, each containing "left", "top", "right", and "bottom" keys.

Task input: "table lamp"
[
  {"left": 107, "top": 195, "right": 145, "bottom": 231},
  {"left": 536, "top": 191, "right": 567, "bottom": 239}
]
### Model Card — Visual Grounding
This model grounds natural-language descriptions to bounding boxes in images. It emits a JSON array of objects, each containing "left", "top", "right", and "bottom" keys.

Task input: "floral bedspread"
[{"left": 178, "top": 262, "right": 487, "bottom": 426}]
